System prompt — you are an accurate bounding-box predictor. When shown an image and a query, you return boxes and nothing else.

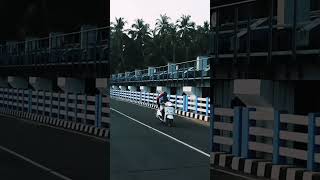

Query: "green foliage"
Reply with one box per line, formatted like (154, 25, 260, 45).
(110, 15, 209, 74)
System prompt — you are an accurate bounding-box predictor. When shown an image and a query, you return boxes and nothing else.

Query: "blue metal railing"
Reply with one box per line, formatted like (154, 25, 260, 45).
(111, 57, 210, 84)
(0, 26, 109, 66)
(213, 107, 320, 171)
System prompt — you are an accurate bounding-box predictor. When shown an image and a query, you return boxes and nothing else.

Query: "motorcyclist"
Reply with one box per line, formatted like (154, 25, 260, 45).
(156, 91, 168, 117)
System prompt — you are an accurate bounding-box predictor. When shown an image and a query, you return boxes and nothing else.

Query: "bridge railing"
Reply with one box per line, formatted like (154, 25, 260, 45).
(214, 107, 320, 171)
(0, 88, 109, 128)
(111, 89, 210, 117)
(111, 57, 210, 84)
(0, 27, 109, 66)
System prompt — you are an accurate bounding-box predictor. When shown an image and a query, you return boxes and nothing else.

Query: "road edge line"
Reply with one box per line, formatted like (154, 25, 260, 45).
(0, 145, 73, 180)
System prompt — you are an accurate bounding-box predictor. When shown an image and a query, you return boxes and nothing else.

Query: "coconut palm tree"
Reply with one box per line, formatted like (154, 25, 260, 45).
(177, 15, 196, 61)
(111, 17, 128, 72)
(129, 19, 151, 64)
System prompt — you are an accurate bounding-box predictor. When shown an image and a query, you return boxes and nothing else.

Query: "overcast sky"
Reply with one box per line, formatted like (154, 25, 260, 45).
(110, 0, 209, 28)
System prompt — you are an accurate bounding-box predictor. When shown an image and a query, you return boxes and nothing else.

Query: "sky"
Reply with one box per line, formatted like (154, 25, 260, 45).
(110, 0, 209, 28)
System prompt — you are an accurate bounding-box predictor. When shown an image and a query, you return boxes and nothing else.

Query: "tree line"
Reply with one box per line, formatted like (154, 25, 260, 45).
(110, 14, 210, 74)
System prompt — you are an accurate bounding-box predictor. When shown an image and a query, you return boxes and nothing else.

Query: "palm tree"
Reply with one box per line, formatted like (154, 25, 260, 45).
(168, 23, 178, 62)
(155, 14, 171, 36)
(194, 21, 210, 55)
(177, 15, 196, 61)
(129, 19, 151, 64)
(111, 17, 128, 72)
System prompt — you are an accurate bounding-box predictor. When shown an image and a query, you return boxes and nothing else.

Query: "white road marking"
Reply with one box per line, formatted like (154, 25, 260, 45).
(111, 108, 210, 157)
(112, 107, 261, 180)
(0, 145, 72, 180)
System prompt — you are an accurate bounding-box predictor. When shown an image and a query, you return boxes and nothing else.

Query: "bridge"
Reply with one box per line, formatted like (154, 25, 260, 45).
(210, 0, 320, 179)
(0, 25, 110, 179)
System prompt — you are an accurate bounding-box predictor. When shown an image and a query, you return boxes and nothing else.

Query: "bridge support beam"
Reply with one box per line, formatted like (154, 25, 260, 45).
(182, 86, 203, 97)
(29, 77, 53, 91)
(156, 86, 170, 93)
(120, 86, 128, 91)
(57, 77, 85, 94)
(8, 76, 28, 89)
(96, 78, 108, 94)
(128, 86, 137, 91)
(140, 86, 151, 93)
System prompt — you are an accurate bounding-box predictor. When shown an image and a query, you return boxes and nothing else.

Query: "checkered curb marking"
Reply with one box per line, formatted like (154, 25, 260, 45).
(112, 97, 210, 122)
(210, 152, 320, 180)
(0, 108, 109, 139)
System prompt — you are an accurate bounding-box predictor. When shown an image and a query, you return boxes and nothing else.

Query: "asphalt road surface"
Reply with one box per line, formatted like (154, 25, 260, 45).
(110, 99, 262, 180)
(0, 115, 109, 180)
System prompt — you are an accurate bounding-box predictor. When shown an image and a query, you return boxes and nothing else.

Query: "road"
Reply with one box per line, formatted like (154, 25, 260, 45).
(110, 99, 260, 180)
(0, 114, 109, 180)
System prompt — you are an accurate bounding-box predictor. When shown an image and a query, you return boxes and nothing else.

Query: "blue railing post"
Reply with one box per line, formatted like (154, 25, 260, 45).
(28, 89, 32, 113)
(36, 90, 39, 114)
(95, 94, 102, 128)
(183, 95, 187, 112)
(210, 98, 215, 152)
(74, 94, 78, 122)
(58, 92, 61, 119)
(50, 91, 53, 118)
(273, 110, 281, 164)
(175, 95, 177, 109)
(195, 96, 198, 114)
(308, 113, 319, 171)
(205, 97, 209, 116)
(232, 107, 242, 156)
(241, 107, 256, 158)
(185, 95, 189, 112)
(65, 93, 69, 121)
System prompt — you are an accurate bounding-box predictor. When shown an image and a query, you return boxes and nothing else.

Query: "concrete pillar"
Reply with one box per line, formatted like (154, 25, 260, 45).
(183, 86, 203, 97)
(8, 76, 28, 89)
(0, 77, 8, 88)
(156, 86, 170, 94)
(96, 78, 108, 94)
(57, 77, 85, 94)
(112, 85, 120, 90)
(120, 86, 128, 91)
(140, 86, 151, 93)
(29, 77, 53, 91)
(128, 86, 137, 91)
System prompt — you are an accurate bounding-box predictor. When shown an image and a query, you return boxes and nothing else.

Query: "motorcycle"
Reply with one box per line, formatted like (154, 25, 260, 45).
(156, 101, 175, 126)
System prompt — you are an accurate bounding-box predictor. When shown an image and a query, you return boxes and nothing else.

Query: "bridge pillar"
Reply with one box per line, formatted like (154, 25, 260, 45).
(0, 77, 9, 87)
(8, 76, 28, 89)
(156, 86, 170, 93)
(29, 77, 53, 91)
(128, 86, 137, 91)
(57, 77, 85, 94)
(120, 86, 128, 91)
(112, 85, 120, 90)
(96, 78, 108, 94)
(140, 86, 151, 93)
(182, 86, 203, 97)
